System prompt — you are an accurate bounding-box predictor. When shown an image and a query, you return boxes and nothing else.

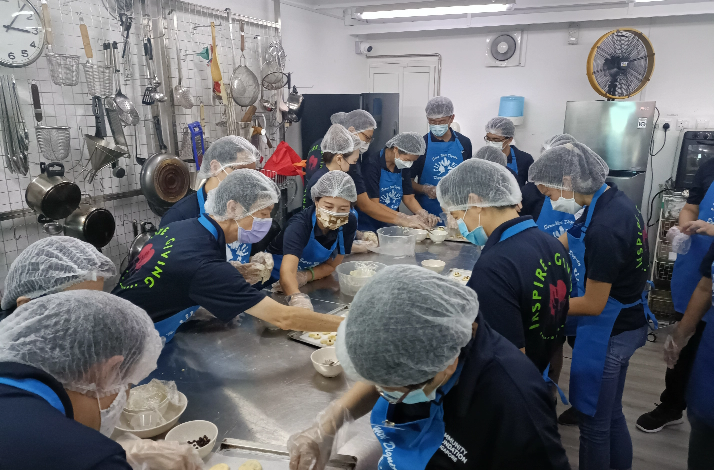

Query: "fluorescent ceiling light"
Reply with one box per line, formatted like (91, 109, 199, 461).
(359, 4, 512, 19)
(634, 0, 665, 2)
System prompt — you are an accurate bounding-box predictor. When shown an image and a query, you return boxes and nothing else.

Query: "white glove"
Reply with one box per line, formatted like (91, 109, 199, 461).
(288, 401, 353, 470)
(666, 226, 692, 255)
(272, 271, 313, 294)
(416, 209, 440, 228)
(395, 213, 429, 230)
(351, 239, 377, 254)
(288, 293, 313, 310)
(118, 435, 204, 470)
(421, 184, 438, 199)
(250, 252, 274, 283)
(230, 261, 264, 285)
(356, 230, 378, 244)
(664, 325, 694, 369)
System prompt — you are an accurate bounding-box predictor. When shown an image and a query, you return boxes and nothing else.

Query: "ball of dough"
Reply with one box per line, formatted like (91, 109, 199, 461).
(238, 460, 262, 470)
(209, 464, 231, 470)
(308, 333, 322, 339)
(324, 339, 335, 346)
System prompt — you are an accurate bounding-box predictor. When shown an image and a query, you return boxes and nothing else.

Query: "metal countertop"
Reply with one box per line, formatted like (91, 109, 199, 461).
(146, 239, 480, 469)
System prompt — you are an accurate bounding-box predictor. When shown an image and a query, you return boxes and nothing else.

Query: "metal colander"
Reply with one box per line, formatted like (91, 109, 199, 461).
(36, 126, 71, 161)
(83, 63, 114, 97)
(47, 53, 81, 86)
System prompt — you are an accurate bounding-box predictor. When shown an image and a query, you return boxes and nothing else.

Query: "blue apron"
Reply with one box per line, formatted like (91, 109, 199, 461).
(565, 184, 657, 417)
(153, 214, 217, 343)
(415, 132, 463, 218)
(507, 147, 517, 174)
(671, 183, 714, 316)
(536, 197, 575, 238)
(271, 210, 345, 279)
(198, 186, 252, 263)
(371, 361, 465, 470)
(358, 149, 405, 232)
(0, 377, 66, 415)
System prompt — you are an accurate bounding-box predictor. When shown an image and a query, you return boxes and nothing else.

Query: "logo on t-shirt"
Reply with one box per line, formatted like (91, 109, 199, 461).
(532, 253, 570, 340)
(135, 243, 155, 270)
(381, 186, 402, 208)
(308, 154, 319, 171)
(549, 280, 568, 318)
(439, 433, 468, 464)
(435, 155, 458, 176)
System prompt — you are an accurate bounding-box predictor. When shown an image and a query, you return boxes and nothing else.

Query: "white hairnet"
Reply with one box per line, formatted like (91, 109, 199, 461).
(474, 145, 507, 167)
(196, 136, 259, 179)
(336, 265, 477, 387)
(1, 236, 117, 310)
(425, 96, 454, 119)
(350, 133, 362, 149)
(341, 110, 377, 133)
(541, 134, 578, 155)
(437, 158, 522, 211)
(485, 117, 516, 138)
(311, 171, 357, 203)
(0, 290, 162, 398)
(330, 112, 348, 126)
(320, 124, 355, 155)
(386, 132, 426, 156)
(529, 142, 609, 194)
(204, 169, 279, 221)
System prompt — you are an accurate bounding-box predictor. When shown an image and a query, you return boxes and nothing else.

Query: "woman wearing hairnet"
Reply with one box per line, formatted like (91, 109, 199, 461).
(484, 117, 533, 187)
(267, 171, 359, 310)
(0, 291, 203, 470)
(529, 142, 657, 470)
(0, 236, 116, 314)
(357, 132, 440, 231)
(113, 170, 343, 342)
(287, 265, 570, 470)
(437, 159, 570, 380)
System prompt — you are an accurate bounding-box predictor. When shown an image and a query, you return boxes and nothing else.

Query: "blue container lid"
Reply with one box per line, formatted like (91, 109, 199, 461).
(498, 96, 524, 117)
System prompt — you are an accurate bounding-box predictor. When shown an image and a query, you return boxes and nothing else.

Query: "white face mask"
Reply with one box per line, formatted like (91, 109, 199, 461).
(359, 141, 370, 153)
(99, 385, 127, 437)
(487, 140, 506, 151)
(394, 158, 413, 170)
(551, 190, 582, 214)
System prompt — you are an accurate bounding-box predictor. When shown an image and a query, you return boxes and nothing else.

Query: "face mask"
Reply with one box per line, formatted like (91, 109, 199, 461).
(551, 191, 582, 214)
(317, 206, 350, 230)
(378, 385, 437, 405)
(430, 124, 449, 137)
(394, 158, 413, 170)
(457, 210, 488, 246)
(487, 140, 505, 150)
(337, 157, 350, 172)
(359, 141, 370, 153)
(237, 216, 273, 244)
(99, 385, 127, 437)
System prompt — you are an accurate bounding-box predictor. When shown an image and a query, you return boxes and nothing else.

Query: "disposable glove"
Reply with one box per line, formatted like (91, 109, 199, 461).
(118, 435, 204, 470)
(230, 261, 264, 285)
(288, 401, 353, 470)
(664, 325, 695, 369)
(395, 213, 429, 230)
(421, 184, 437, 199)
(288, 293, 313, 310)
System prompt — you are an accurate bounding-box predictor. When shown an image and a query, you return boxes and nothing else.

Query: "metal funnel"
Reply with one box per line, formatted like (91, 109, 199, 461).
(84, 134, 128, 183)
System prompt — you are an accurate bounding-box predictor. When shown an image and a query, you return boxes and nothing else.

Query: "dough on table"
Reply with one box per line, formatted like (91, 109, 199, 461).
(209, 464, 231, 470)
(238, 460, 262, 470)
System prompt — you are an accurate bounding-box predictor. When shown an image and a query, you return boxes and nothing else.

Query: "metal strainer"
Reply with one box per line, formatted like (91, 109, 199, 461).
(36, 126, 71, 161)
(42, 0, 80, 86)
(110, 41, 139, 126)
(261, 39, 288, 90)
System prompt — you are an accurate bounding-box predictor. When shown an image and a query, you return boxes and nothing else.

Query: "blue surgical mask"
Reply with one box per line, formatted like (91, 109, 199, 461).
(430, 124, 449, 137)
(457, 210, 488, 246)
(378, 386, 437, 405)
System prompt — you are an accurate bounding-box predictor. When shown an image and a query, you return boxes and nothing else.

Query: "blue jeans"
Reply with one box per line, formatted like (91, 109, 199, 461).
(578, 325, 648, 470)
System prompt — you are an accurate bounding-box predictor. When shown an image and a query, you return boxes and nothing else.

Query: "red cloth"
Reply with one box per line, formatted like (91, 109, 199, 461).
(263, 141, 306, 181)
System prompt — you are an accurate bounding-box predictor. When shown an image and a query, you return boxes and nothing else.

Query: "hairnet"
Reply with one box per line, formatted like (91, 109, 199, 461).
(474, 145, 507, 167)
(485, 117, 516, 138)
(540, 133, 578, 154)
(437, 158, 521, 210)
(0, 290, 162, 398)
(336, 265, 477, 387)
(1, 236, 117, 310)
(350, 133, 362, 150)
(311, 171, 357, 203)
(529, 142, 609, 194)
(330, 112, 348, 126)
(425, 96, 454, 119)
(386, 132, 426, 156)
(341, 110, 377, 133)
(320, 124, 355, 155)
(204, 169, 279, 220)
(196, 136, 259, 179)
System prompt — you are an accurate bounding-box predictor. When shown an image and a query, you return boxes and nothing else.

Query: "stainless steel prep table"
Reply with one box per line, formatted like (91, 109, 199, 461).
(146, 240, 480, 469)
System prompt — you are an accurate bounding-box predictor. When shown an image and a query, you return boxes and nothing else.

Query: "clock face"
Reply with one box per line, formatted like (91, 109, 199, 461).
(0, 0, 45, 68)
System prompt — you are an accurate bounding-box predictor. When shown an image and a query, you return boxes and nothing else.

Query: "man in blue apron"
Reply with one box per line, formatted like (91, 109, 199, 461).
(530, 142, 657, 470)
(268, 172, 359, 311)
(637, 157, 714, 433)
(437, 159, 571, 382)
(358, 132, 439, 232)
(0, 236, 116, 314)
(484, 117, 533, 188)
(0, 290, 180, 470)
(411, 97, 472, 220)
(287, 265, 570, 470)
(113, 170, 343, 342)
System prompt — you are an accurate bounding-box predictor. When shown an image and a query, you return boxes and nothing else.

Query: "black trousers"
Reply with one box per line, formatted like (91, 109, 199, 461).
(660, 320, 708, 411)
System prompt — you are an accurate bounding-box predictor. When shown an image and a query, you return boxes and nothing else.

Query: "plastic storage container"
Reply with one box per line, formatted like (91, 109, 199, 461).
(335, 261, 386, 296)
(377, 226, 417, 257)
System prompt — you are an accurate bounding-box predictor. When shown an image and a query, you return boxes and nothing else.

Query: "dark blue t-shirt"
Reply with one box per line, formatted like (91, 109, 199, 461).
(363, 149, 414, 200)
(509, 145, 535, 188)
(303, 167, 329, 208)
(304, 138, 367, 195)
(410, 130, 473, 182)
(0, 362, 132, 470)
(267, 205, 357, 259)
(159, 187, 203, 227)
(520, 182, 546, 221)
(112, 217, 265, 322)
(467, 216, 571, 372)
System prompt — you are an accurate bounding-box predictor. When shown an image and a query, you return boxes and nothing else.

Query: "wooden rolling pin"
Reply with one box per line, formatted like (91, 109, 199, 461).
(240, 105, 257, 123)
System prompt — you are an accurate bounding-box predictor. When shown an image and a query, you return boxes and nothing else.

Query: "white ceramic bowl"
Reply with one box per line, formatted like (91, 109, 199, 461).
(421, 259, 446, 273)
(165, 420, 218, 459)
(115, 392, 188, 439)
(411, 229, 428, 242)
(311, 347, 343, 378)
(429, 229, 448, 244)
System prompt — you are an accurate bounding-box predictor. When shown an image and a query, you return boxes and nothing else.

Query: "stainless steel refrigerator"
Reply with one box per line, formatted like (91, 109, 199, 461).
(564, 100, 656, 209)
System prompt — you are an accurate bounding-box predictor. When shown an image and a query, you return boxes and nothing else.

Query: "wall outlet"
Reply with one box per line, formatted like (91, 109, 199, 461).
(697, 118, 710, 129)
(660, 117, 674, 130)
(677, 119, 690, 131)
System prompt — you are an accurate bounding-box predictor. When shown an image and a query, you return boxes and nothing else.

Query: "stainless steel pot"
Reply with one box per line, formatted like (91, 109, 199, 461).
(285, 85, 304, 123)
(64, 204, 115, 248)
(25, 162, 81, 220)
(128, 220, 156, 264)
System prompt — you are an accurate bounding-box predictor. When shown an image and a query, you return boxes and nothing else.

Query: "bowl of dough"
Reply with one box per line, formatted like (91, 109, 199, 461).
(335, 261, 386, 296)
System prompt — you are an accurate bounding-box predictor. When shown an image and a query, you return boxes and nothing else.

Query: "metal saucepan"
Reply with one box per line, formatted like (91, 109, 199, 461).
(64, 204, 116, 248)
(26, 162, 81, 220)
(129, 220, 156, 263)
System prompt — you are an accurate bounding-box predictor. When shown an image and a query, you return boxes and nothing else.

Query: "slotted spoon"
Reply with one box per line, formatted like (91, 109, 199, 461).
(172, 12, 193, 109)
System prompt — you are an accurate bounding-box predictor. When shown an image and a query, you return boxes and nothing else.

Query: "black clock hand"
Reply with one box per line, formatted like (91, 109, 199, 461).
(3, 24, 32, 33)
(4, 3, 27, 32)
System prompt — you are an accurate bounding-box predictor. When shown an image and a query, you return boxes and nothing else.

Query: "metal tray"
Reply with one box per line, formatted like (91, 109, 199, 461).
(287, 304, 349, 348)
(445, 235, 469, 243)
(205, 438, 356, 469)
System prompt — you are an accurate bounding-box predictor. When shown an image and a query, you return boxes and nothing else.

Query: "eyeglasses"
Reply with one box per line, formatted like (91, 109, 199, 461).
(359, 132, 373, 143)
(484, 136, 510, 143)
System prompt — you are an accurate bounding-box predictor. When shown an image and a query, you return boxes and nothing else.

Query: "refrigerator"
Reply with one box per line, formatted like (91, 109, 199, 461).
(564, 101, 656, 209)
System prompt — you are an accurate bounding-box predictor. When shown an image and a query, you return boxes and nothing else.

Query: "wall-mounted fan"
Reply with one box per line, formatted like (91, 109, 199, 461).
(485, 31, 526, 67)
(587, 28, 655, 100)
